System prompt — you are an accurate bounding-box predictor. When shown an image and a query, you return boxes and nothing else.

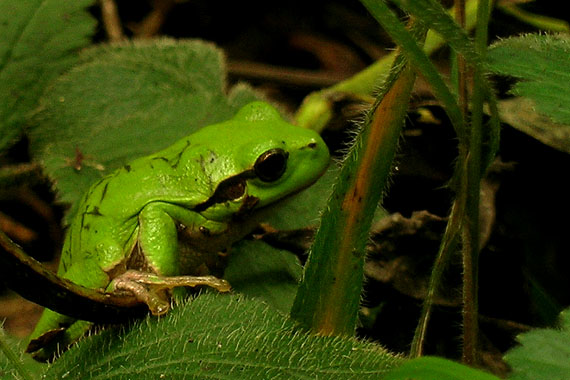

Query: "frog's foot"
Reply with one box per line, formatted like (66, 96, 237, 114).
(110, 270, 231, 316)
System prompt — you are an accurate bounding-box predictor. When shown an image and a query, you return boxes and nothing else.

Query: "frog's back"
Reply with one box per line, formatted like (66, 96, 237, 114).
(59, 138, 211, 274)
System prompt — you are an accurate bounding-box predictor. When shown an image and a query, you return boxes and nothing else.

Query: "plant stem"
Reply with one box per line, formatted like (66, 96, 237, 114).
(291, 12, 426, 335)
(291, 56, 417, 336)
(295, 0, 482, 132)
(410, 196, 462, 357)
(0, 163, 42, 189)
(99, 0, 125, 41)
(462, 0, 491, 365)
(455, 0, 469, 119)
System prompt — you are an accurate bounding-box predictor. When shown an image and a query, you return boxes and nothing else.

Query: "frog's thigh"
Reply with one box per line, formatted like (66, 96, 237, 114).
(29, 259, 108, 344)
(138, 202, 206, 276)
(60, 256, 111, 289)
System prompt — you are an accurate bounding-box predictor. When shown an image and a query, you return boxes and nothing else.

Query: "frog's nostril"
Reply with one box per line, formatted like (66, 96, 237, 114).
(307, 142, 317, 149)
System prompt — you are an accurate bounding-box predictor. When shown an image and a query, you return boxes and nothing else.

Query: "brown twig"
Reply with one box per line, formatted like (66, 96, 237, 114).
(132, 0, 177, 39)
(100, 0, 125, 42)
(227, 60, 348, 88)
(0, 211, 38, 243)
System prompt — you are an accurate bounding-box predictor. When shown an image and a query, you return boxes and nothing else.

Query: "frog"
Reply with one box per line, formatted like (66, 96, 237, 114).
(26, 101, 330, 360)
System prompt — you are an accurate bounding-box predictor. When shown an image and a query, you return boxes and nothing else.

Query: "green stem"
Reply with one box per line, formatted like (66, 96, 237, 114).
(462, 0, 491, 365)
(295, 0, 482, 132)
(291, 57, 417, 336)
(410, 196, 462, 356)
(291, 12, 426, 335)
(497, 3, 570, 32)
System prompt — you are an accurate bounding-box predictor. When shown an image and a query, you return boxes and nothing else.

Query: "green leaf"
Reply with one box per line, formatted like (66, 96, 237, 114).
(498, 97, 570, 154)
(0, 0, 96, 151)
(488, 34, 570, 126)
(225, 240, 302, 313)
(383, 356, 500, 380)
(505, 308, 570, 380)
(0, 329, 47, 380)
(256, 165, 339, 230)
(29, 39, 260, 214)
(45, 293, 402, 380)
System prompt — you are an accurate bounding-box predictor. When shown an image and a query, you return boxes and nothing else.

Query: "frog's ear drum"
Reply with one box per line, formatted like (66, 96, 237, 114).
(254, 148, 289, 182)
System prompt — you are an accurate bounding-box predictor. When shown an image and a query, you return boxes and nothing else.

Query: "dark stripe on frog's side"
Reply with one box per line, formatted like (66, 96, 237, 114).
(100, 182, 110, 203)
(193, 169, 257, 213)
(78, 206, 103, 240)
(148, 141, 191, 170)
(150, 156, 168, 170)
(169, 140, 191, 169)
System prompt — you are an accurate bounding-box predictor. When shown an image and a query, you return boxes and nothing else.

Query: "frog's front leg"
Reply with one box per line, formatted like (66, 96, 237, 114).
(110, 202, 231, 314)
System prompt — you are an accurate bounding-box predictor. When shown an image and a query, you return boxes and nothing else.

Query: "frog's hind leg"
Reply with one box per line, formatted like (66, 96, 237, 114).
(27, 259, 110, 360)
(27, 316, 92, 362)
(110, 269, 231, 315)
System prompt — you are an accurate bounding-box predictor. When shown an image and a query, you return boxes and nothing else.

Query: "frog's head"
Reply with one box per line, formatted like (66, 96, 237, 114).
(194, 101, 329, 221)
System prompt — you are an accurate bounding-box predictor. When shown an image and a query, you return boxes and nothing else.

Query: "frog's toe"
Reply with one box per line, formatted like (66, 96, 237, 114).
(110, 273, 171, 316)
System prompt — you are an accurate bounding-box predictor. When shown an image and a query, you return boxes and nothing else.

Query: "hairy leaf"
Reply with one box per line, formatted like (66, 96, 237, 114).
(505, 308, 570, 380)
(488, 34, 570, 125)
(0, 329, 46, 380)
(384, 356, 500, 380)
(45, 294, 402, 379)
(29, 39, 259, 214)
(0, 0, 96, 150)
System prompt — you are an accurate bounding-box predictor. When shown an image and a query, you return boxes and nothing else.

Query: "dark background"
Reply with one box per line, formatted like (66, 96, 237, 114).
(1, 1, 568, 376)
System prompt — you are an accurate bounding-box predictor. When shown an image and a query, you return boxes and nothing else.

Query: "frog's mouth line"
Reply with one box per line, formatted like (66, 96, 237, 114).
(193, 170, 256, 213)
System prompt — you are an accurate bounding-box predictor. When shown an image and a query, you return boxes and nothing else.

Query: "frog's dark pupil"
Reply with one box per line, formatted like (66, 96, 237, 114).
(254, 148, 288, 182)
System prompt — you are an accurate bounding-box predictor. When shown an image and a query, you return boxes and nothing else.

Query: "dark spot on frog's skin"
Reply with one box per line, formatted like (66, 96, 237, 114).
(300, 142, 318, 150)
(124, 164, 132, 172)
(85, 206, 103, 216)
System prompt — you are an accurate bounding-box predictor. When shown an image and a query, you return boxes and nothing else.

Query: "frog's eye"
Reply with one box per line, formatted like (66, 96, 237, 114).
(254, 148, 288, 182)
